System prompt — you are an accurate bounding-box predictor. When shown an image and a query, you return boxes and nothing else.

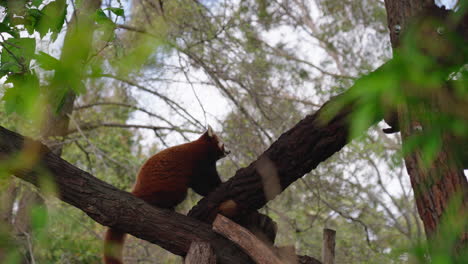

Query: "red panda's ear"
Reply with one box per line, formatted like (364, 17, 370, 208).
(207, 125, 214, 138)
(199, 126, 214, 141)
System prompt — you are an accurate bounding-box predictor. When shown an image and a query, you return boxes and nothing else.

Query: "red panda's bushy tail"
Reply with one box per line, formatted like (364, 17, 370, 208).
(103, 228, 126, 264)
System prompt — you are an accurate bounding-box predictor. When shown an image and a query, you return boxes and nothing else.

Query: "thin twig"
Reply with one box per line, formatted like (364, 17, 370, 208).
(67, 122, 201, 135)
(178, 53, 208, 127)
(75, 101, 193, 141)
(97, 73, 205, 129)
(301, 178, 380, 253)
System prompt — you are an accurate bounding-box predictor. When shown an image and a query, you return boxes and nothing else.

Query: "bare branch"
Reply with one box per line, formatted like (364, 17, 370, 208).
(301, 179, 380, 253)
(96, 74, 205, 129)
(75, 101, 193, 141)
(67, 123, 201, 135)
(182, 51, 274, 143)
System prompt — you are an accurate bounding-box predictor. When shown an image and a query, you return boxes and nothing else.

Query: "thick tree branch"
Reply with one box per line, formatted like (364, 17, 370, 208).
(1, 59, 407, 263)
(188, 4, 468, 229)
(384, 0, 468, 243)
(188, 82, 361, 221)
(0, 126, 252, 264)
(1, 62, 387, 263)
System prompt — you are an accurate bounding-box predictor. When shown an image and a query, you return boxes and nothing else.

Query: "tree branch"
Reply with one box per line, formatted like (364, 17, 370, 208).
(187, 89, 358, 221)
(5, 56, 440, 263)
(66, 123, 201, 135)
(0, 126, 252, 264)
(75, 101, 194, 141)
(97, 74, 205, 129)
(186, 61, 395, 222)
(1, 61, 400, 264)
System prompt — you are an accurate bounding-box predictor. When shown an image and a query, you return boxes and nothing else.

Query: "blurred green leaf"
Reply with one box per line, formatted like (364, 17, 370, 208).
(106, 7, 124, 17)
(34, 51, 60, 70)
(24, 8, 43, 35)
(350, 101, 380, 139)
(32, 0, 44, 7)
(36, 0, 67, 39)
(0, 37, 36, 75)
(0, 22, 19, 38)
(2, 73, 40, 116)
(31, 205, 48, 230)
(95, 9, 114, 25)
(408, 195, 468, 263)
(420, 131, 441, 166)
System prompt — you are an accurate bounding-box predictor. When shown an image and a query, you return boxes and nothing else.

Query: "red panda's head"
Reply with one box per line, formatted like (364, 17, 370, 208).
(199, 125, 230, 160)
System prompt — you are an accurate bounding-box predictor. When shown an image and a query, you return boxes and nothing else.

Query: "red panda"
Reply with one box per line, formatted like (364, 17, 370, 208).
(103, 126, 229, 264)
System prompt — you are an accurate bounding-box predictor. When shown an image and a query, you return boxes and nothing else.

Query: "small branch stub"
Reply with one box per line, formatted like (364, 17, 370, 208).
(322, 228, 336, 264)
(212, 214, 284, 264)
(185, 241, 216, 264)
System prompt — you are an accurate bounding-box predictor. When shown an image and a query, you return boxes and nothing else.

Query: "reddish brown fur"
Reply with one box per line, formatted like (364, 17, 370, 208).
(103, 130, 226, 264)
(103, 229, 126, 264)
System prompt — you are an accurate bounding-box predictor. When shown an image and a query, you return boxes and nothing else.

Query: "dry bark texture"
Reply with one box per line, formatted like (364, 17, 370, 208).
(188, 96, 353, 221)
(185, 242, 216, 264)
(321, 229, 336, 264)
(384, 0, 468, 241)
(213, 215, 283, 264)
(0, 126, 252, 264)
(0, 125, 327, 263)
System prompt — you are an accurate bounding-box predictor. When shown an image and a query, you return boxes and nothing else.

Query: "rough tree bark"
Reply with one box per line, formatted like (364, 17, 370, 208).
(384, 0, 468, 246)
(0, 126, 253, 264)
(322, 229, 336, 264)
(1, 121, 332, 263)
(185, 242, 216, 264)
(188, 91, 355, 221)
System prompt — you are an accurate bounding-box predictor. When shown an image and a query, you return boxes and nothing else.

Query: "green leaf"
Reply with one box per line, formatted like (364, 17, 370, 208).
(31, 205, 48, 230)
(106, 7, 124, 17)
(89, 60, 103, 77)
(32, 0, 44, 7)
(3, 87, 21, 115)
(0, 22, 10, 32)
(350, 101, 379, 139)
(24, 8, 43, 35)
(34, 51, 60, 70)
(95, 9, 114, 25)
(420, 132, 442, 167)
(36, 0, 67, 39)
(0, 38, 36, 75)
(298, 69, 309, 80)
(0, 22, 19, 38)
(2, 73, 40, 116)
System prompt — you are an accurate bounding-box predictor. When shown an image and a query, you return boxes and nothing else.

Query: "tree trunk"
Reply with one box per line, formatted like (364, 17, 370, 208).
(384, 0, 468, 246)
(41, 0, 102, 156)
